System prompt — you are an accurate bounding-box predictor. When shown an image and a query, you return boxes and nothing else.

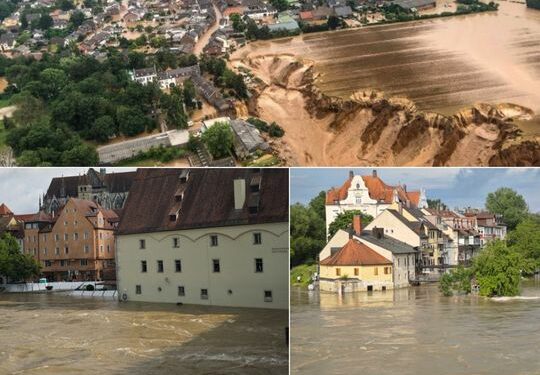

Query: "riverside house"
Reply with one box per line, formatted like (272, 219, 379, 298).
(37, 198, 119, 282)
(115, 168, 289, 309)
(325, 170, 427, 238)
(319, 215, 417, 293)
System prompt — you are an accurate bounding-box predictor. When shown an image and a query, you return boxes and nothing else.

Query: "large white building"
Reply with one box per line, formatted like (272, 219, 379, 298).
(116, 168, 289, 309)
(325, 170, 427, 238)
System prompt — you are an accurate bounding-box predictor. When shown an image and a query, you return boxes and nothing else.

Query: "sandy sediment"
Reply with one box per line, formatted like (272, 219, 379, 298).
(232, 54, 540, 166)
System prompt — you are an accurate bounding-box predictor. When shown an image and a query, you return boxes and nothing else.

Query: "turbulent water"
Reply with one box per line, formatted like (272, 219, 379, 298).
(240, 1, 540, 117)
(291, 280, 540, 375)
(0, 293, 288, 374)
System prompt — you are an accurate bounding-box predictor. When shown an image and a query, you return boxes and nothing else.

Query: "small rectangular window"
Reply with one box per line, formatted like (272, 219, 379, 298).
(253, 232, 262, 245)
(139, 239, 146, 249)
(64, 233, 68, 240)
(255, 258, 263, 273)
(210, 235, 218, 247)
(201, 289, 208, 299)
(173, 237, 180, 248)
(264, 290, 273, 302)
(80, 259, 88, 266)
(157, 260, 164, 273)
(64, 246, 69, 254)
(178, 286, 185, 296)
(354, 268, 359, 276)
(136, 285, 142, 294)
(73, 233, 78, 240)
(175, 259, 182, 272)
(141, 260, 147, 273)
(45, 260, 52, 267)
(213, 259, 220, 273)
(55, 247, 59, 255)
(336, 268, 341, 276)
(374, 267, 379, 276)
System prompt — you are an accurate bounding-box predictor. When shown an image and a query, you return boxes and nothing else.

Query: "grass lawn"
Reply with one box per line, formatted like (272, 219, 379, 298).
(290, 264, 317, 287)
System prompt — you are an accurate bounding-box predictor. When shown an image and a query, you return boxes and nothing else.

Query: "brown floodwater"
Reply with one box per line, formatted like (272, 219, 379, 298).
(291, 280, 540, 375)
(240, 1, 540, 117)
(0, 293, 288, 374)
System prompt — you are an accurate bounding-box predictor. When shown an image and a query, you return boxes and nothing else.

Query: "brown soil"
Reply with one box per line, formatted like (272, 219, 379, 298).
(231, 54, 540, 166)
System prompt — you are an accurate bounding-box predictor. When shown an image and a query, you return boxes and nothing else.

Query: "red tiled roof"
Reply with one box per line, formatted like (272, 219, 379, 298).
(118, 169, 289, 235)
(325, 177, 352, 204)
(326, 173, 421, 206)
(0, 203, 13, 216)
(14, 211, 52, 223)
(299, 11, 314, 20)
(224, 6, 246, 16)
(320, 239, 392, 266)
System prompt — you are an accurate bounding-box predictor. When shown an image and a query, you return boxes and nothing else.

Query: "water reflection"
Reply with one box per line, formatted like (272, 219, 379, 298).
(291, 281, 540, 375)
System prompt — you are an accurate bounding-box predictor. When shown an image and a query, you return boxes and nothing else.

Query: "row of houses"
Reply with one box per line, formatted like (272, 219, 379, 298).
(319, 171, 506, 293)
(130, 64, 234, 111)
(0, 168, 289, 310)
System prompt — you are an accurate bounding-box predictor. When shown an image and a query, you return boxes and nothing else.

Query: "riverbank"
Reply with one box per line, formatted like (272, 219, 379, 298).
(230, 2, 540, 166)
(0, 293, 288, 374)
(291, 280, 540, 374)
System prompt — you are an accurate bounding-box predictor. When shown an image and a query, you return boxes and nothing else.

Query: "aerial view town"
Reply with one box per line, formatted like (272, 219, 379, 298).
(0, 0, 537, 167)
(0, 167, 289, 374)
(290, 168, 540, 374)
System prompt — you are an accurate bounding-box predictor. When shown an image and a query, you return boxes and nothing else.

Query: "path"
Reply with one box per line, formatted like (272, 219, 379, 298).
(193, 3, 222, 56)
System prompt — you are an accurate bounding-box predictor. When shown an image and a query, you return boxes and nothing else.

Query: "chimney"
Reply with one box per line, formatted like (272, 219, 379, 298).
(234, 179, 246, 210)
(349, 170, 354, 179)
(353, 214, 362, 236)
(372, 169, 377, 178)
(403, 184, 407, 192)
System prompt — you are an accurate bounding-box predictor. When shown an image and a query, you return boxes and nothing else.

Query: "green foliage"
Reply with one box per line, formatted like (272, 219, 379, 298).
(439, 266, 474, 296)
(486, 187, 528, 230)
(270, 0, 289, 11)
(115, 145, 187, 165)
(473, 240, 524, 297)
(70, 10, 85, 27)
(328, 210, 373, 239)
(507, 217, 540, 273)
(327, 15, 341, 30)
(201, 122, 233, 159)
(56, 0, 74, 10)
(527, 0, 540, 9)
(290, 192, 327, 266)
(0, 233, 41, 282)
(246, 117, 285, 137)
(290, 264, 317, 286)
(0, 0, 17, 21)
(427, 198, 448, 211)
(230, 13, 246, 32)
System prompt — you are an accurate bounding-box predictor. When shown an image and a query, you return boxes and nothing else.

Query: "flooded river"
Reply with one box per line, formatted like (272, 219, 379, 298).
(291, 280, 540, 375)
(0, 293, 288, 374)
(238, 1, 540, 117)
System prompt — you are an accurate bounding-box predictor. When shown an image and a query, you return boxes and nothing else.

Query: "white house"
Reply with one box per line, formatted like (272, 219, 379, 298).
(325, 170, 427, 238)
(116, 168, 289, 309)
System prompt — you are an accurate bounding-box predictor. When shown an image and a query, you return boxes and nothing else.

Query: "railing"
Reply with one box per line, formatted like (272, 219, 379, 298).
(1, 281, 97, 293)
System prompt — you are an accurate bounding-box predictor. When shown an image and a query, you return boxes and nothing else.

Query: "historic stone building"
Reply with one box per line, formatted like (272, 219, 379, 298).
(41, 168, 136, 215)
(116, 168, 289, 309)
(325, 170, 427, 238)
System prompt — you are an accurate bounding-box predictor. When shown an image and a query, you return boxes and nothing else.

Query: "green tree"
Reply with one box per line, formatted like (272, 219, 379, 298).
(328, 210, 373, 239)
(270, 0, 288, 11)
(182, 79, 196, 108)
(507, 217, 540, 270)
(327, 15, 341, 30)
(427, 198, 448, 210)
(290, 203, 326, 266)
(91, 115, 116, 142)
(474, 240, 524, 297)
(70, 10, 86, 27)
(60, 143, 99, 166)
(486, 187, 528, 230)
(117, 106, 148, 137)
(38, 14, 54, 30)
(201, 122, 233, 159)
(0, 234, 41, 282)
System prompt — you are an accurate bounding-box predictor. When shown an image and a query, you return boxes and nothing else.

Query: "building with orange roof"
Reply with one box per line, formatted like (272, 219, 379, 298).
(319, 214, 417, 292)
(325, 170, 427, 238)
(34, 198, 119, 282)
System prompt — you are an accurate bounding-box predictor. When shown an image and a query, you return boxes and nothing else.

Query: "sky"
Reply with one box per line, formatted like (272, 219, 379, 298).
(0, 168, 135, 214)
(290, 168, 540, 212)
